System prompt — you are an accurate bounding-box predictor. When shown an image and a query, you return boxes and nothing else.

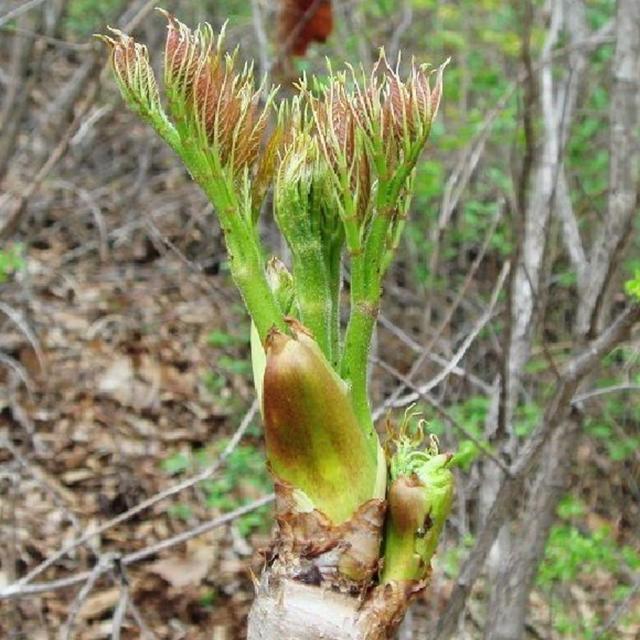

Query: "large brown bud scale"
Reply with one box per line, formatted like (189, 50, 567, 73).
(263, 319, 377, 524)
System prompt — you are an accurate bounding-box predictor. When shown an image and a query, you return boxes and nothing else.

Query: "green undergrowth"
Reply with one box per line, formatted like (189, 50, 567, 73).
(0, 244, 25, 284)
(161, 436, 272, 537)
(538, 494, 640, 638)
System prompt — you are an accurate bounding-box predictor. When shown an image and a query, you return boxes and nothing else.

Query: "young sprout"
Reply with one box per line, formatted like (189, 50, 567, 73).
(382, 409, 454, 582)
(100, 13, 450, 555)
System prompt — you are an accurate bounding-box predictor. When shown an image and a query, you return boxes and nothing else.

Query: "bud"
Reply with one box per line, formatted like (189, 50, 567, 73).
(338, 53, 447, 181)
(383, 57, 449, 145)
(385, 64, 411, 139)
(266, 257, 295, 313)
(347, 58, 385, 143)
(313, 78, 355, 166)
(382, 414, 454, 582)
(97, 29, 163, 120)
(251, 123, 286, 221)
(411, 59, 447, 127)
(262, 319, 379, 524)
(312, 78, 372, 225)
(273, 127, 341, 358)
(274, 123, 334, 252)
(160, 8, 205, 101)
(159, 10, 271, 175)
(251, 258, 295, 411)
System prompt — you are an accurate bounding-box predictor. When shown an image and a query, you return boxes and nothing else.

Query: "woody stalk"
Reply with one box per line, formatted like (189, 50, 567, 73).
(100, 13, 452, 639)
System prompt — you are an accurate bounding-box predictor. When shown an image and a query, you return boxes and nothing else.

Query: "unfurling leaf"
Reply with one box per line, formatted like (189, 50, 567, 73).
(159, 10, 271, 177)
(97, 29, 165, 122)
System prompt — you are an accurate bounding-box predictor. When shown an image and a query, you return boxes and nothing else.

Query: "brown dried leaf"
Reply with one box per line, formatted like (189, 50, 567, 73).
(78, 587, 120, 619)
(148, 538, 217, 588)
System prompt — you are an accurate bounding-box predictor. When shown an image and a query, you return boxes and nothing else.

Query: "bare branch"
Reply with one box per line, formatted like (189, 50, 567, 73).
(61, 553, 119, 640)
(0, 302, 46, 375)
(250, 0, 270, 79)
(377, 262, 509, 415)
(435, 304, 640, 639)
(0, 492, 273, 600)
(111, 584, 130, 640)
(594, 572, 640, 638)
(373, 356, 512, 476)
(576, 0, 640, 336)
(573, 383, 640, 404)
(376, 315, 493, 397)
(0, 0, 47, 29)
(381, 203, 504, 413)
(555, 170, 588, 285)
(387, 0, 413, 61)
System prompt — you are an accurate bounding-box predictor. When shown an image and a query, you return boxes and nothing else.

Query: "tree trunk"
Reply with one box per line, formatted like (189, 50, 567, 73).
(482, 0, 640, 636)
(483, 418, 580, 639)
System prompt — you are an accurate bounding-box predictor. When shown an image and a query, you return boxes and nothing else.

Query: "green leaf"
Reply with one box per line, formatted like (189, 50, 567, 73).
(207, 330, 243, 348)
(161, 451, 190, 475)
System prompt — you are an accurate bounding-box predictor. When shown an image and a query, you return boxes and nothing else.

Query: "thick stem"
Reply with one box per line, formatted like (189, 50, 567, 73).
(247, 579, 373, 640)
(483, 418, 580, 640)
(340, 174, 402, 445)
(382, 523, 419, 583)
(248, 571, 424, 640)
(198, 176, 286, 341)
(291, 241, 333, 361)
(341, 297, 378, 448)
(327, 243, 343, 367)
(222, 213, 287, 341)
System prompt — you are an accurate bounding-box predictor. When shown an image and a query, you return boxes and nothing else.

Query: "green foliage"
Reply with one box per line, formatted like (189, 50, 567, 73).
(0, 244, 24, 283)
(66, 0, 125, 34)
(420, 391, 546, 465)
(162, 451, 190, 475)
(538, 494, 640, 637)
(449, 440, 480, 472)
(207, 329, 246, 348)
(198, 588, 218, 608)
(429, 395, 489, 436)
(425, 395, 491, 463)
(441, 533, 475, 578)
(167, 503, 193, 521)
(217, 355, 252, 377)
(586, 417, 640, 462)
(161, 440, 272, 536)
(203, 326, 252, 408)
(541, 524, 616, 585)
(401, 0, 520, 290)
(624, 268, 640, 301)
(514, 402, 541, 437)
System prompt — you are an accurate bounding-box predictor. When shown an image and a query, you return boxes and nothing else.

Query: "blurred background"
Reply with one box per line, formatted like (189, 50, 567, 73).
(1, 0, 638, 638)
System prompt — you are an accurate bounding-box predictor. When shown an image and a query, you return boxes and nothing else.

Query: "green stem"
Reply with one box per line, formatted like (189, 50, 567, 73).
(326, 244, 342, 367)
(340, 242, 379, 451)
(225, 212, 287, 341)
(341, 297, 378, 449)
(340, 174, 396, 448)
(198, 179, 285, 342)
(291, 241, 333, 361)
(159, 123, 286, 342)
(381, 523, 420, 583)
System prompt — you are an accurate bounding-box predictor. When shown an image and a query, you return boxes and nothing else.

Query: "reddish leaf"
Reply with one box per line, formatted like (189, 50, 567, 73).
(279, 0, 333, 57)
